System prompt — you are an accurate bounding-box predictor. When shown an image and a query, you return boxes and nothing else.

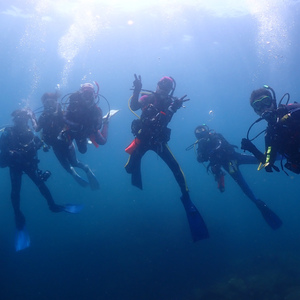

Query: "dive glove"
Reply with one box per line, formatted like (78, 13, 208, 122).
(133, 74, 142, 92)
(169, 95, 189, 113)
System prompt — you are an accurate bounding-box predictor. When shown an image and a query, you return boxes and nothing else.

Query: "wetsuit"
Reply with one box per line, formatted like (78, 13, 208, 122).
(197, 132, 258, 200)
(199, 131, 282, 230)
(64, 92, 108, 154)
(264, 103, 300, 173)
(125, 92, 188, 194)
(36, 103, 98, 189)
(0, 125, 62, 230)
(125, 89, 209, 241)
(243, 103, 300, 173)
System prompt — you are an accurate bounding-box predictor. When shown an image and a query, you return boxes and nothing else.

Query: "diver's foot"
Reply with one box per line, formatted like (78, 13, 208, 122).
(15, 211, 26, 230)
(15, 226, 30, 252)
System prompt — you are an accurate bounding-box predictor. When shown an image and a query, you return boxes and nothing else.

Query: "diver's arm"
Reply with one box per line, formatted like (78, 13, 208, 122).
(196, 145, 208, 163)
(164, 95, 189, 124)
(96, 121, 108, 145)
(130, 74, 142, 111)
(241, 138, 265, 163)
(91, 107, 107, 145)
(130, 92, 142, 111)
(248, 146, 265, 163)
(35, 115, 44, 132)
(92, 124, 108, 146)
(0, 129, 9, 154)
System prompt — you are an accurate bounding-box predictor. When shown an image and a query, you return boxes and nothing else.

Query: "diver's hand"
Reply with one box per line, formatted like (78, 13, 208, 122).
(169, 95, 190, 113)
(133, 74, 142, 92)
(178, 95, 190, 103)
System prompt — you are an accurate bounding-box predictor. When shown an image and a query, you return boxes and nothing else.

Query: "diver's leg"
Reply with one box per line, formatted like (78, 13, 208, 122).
(10, 167, 25, 230)
(227, 166, 282, 229)
(75, 137, 87, 154)
(25, 166, 61, 211)
(67, 142, 99, 190)
(225, 165, 257, 201)
(53, 142, 89, 188)
(26, 166, 83, 213)
(235, 153, 259, 165)
(52, 141, 89, 187)
(156, 143, 188, 195)
(10, 167, 31, 251)
(156, 144, 209, 240)
(125, 143, 148, 190)
(53, 143, 74, 173)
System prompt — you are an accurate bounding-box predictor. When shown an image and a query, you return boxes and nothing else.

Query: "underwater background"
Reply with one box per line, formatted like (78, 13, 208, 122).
(1, 1, 300, 299)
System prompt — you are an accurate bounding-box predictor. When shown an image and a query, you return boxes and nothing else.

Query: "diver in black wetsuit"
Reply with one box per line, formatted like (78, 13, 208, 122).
(63, 83, 108, 154)
(0, 109, 83, 251)
(125, 74, 209, 241)
(193, 125, 282, 229)
(242, 86, 300, 175)
(35, 92, 99, 190)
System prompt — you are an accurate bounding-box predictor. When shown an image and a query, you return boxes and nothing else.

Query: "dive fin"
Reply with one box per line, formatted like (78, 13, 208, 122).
(74, 175, 89, 188)
(181, 194, 209, 241)
(254, 199, 282, 230)
(131, 171, 143, 190)
(15, 227, 30, 252)
(87, 170, 100, 190)
(70, 167, 89, 187)
(63, 204, 84, 213)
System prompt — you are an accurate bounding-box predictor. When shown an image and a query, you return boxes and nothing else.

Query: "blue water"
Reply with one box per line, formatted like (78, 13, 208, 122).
(1, 1, 300, 299)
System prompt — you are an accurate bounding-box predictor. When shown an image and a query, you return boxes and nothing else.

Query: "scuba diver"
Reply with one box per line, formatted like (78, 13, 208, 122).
(242, 85, 300, 175)
(125, 74, 209, 241)
(35, 92, 99, 190)
(62, 82, 108, 154)
(191, 125, 282, 230)
(0, 109, 83, 251)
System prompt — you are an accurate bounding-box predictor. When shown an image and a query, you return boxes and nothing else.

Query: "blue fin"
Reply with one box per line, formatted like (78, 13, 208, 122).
(181, 194, 209, 241)
(63, 204, 84, 214)
(15, 227, 30, 252)
(254, 199, 282, 230)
